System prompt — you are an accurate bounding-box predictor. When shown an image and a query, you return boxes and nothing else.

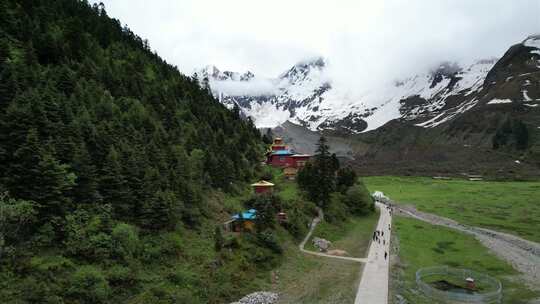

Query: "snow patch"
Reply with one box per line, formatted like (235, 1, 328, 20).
(524, 35, 540, 49)
(244, 102, 290, 128)
(522, 90, 532, 101)
(487, 99, 512, 105)
(524, 103, 538, 107)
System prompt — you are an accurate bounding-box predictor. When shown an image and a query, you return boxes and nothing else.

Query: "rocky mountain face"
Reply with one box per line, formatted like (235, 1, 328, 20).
(198, 35, 539, 137)
(351, 35, 540, 177)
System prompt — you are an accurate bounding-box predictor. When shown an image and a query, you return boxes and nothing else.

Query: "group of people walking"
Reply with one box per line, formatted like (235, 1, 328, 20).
(372, 204, 393, 261)
(372, 229, 389, 260)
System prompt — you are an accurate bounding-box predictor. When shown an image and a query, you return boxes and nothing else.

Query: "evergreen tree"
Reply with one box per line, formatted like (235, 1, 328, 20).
(313, 136, 336, 207)
(99, 147, 129, 218)
(214, 226, 224, 251)
(71, 143, 100, 204)
(336, 166, 357, 193)
(9, 130, 75, 219)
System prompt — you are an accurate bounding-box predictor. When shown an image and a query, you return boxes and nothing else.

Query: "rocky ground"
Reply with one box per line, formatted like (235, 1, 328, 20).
(230, 292, 279, 304)
(271, 121, 354, 158)
(394, 204, 540, 291)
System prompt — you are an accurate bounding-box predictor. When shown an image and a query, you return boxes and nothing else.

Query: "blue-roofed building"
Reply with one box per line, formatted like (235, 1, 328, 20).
(232, 209, 257, 220)
(225, 209, 257, 232)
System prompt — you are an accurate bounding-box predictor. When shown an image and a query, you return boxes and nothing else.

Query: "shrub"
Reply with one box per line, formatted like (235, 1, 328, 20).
(67, 265, 110, 304)
(64, 208, 113, 260)
(343, 181, 374, 215)
(256, 229, 282, 254)
(106, 265, 137, 286)
(258, 165, 274, 182)
(130, 284, 203, 304)
(325, 193, 348, 223)
(111, 222, 139, 260)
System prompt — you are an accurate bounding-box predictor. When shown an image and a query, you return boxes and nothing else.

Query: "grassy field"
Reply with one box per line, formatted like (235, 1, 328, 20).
(391, 216, 539, 304)
(364, 176, 540, 242)
(266, 170, 378, 303)
(305, 211, 379, 257)
(275, 239, 362, 304)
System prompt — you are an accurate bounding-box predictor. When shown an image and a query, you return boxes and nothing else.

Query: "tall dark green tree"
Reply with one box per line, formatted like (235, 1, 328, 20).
(99, 147, 129, 218)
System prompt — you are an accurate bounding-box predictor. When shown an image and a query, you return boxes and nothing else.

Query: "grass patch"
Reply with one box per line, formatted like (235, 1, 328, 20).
(391, 216, 539, 304)
(275, 239, 361, 304)
(364, 176, 540, 242)
(305, 211, 379, 257)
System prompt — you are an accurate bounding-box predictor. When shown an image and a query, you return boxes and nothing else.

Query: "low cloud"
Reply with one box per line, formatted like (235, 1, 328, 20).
(99, 0, 540, 91)
(210, 78, 279, 96)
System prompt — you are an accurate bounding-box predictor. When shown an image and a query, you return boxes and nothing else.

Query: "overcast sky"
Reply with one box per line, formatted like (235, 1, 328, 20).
(98, 0, 540, 83)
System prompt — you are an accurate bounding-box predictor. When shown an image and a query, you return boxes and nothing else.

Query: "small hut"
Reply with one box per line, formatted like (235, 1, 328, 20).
(251, 180, 275, 194)
(228, 209, 257, 232)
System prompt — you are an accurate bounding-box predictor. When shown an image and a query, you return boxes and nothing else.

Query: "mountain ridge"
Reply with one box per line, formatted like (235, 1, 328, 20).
(197, 35, 539, 135)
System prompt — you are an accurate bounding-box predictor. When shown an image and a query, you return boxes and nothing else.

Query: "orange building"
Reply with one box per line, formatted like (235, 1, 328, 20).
(251, 180, 275, 194)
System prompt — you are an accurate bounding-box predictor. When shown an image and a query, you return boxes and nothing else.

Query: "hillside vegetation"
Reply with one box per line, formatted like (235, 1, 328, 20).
(0, 1, 269, 302)
(0, 2, 379, 303)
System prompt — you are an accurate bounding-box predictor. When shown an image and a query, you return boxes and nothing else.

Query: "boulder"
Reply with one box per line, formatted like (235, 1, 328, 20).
(312, 237, 332, 252)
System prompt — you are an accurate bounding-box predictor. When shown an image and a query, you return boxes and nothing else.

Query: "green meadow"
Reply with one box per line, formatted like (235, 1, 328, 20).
(364, 176, 540, 242)
(391, 216, 539, 303)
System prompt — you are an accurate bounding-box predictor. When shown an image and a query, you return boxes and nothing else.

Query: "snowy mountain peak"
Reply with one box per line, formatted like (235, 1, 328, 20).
(195, 65, 255, 82)
(279, 57, 326, 83)
(523, 34, 540, 49)
(198, 36, 540, 134)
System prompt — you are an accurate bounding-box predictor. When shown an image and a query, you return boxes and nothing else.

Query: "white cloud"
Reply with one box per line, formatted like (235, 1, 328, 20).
(98, 0, 540, 87)
(211, 78, 278, 96)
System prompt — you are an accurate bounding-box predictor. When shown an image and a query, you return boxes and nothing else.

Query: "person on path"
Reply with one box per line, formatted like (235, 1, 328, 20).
(384, 252, 388, 260)
(381, 231, 384, 237)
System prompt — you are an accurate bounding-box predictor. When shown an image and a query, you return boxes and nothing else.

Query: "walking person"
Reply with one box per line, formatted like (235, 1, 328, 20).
(384, 251, 388, 260)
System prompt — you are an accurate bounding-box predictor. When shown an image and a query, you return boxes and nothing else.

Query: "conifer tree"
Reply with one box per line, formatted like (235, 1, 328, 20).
(99, 147, 129, 218)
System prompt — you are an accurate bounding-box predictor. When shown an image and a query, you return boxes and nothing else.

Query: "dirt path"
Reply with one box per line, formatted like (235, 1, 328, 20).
(354, 202, 392, 304)
(393, 203, 540, 291)
(299, 207, 366, 263)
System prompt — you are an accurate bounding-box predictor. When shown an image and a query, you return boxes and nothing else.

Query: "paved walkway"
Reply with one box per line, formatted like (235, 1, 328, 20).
(354, 202, 392, 304)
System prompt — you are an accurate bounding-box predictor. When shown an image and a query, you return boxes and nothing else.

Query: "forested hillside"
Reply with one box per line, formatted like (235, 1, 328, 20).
(0, 0, 265, 302)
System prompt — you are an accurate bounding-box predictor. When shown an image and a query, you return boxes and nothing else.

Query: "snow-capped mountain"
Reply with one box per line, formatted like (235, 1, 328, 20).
(197, 35, 540, 134)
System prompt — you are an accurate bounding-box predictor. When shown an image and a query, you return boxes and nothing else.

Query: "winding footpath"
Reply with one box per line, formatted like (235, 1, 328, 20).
(299, 207, 367, 263)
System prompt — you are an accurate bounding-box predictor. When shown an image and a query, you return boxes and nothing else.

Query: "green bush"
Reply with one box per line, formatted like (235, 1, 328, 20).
(141, 233, 183, 263)
(112, 223, 140, 260)
(67, 265, 110, 303)
(129, 284, 203, 304)
(106, 265, 137, 286)
(325, 193, 348, 223)
(343, 181, 374, 215)
(64, 209, 113, 260)
(256, 229, 282, 254)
